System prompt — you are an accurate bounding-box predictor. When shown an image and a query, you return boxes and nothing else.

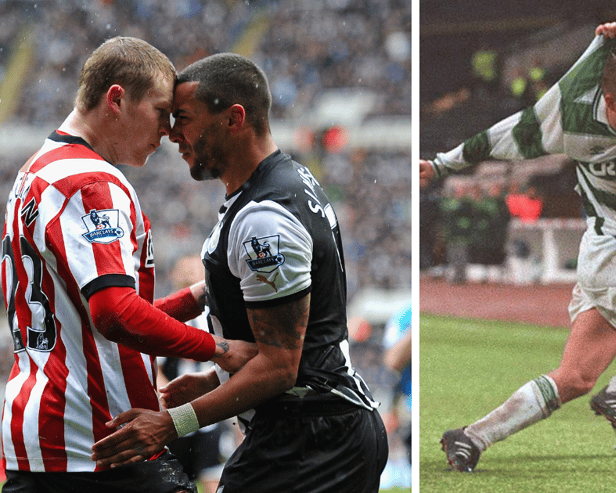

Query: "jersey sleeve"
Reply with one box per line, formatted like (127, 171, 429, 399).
(433, 87, 563, 176)
(432, 35, 610, 176)
(56, 180, 140, 298)
(227, 199, 313, 306)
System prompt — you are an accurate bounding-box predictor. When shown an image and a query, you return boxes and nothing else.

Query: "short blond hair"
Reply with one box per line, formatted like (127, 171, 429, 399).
(75, 37, 176, 112)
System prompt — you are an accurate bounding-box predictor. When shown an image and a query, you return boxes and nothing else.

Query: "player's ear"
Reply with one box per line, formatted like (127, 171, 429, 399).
(227, 104, 246, 134)
(107, 84, 125, 115)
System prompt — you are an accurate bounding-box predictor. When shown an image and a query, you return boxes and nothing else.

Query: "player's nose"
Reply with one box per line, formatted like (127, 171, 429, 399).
(159, 117, 171, 137)
(169, 125, 183, 144)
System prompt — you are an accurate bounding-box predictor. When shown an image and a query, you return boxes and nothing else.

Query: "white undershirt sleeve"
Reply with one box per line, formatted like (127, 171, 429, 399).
(227, 200, 313, 304)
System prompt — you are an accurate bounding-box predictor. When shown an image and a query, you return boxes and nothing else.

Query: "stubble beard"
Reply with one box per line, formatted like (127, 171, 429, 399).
(190, 160, 218, 181)
(189, 138, 222, 181)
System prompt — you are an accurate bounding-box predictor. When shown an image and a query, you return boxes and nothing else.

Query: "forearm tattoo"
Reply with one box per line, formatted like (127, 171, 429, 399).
(217, 340, 229, 354)
(248, 296, 309, 350)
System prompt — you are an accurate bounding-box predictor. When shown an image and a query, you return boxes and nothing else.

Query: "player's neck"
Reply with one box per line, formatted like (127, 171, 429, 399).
(221, 134, 278, 195)
(59, 108, 119, 165)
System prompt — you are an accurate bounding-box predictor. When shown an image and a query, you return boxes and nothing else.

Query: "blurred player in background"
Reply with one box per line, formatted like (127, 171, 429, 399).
(381, 303, 411, 488)
(383, 303, 412, 467)
(0, 37, 255, 493)
(157, 255, 238, 493)
(92, 52, 388, 492)
(420, 22, 616, 472)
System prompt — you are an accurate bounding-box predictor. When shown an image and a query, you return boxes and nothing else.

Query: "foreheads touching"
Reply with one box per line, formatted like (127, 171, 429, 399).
(176, 53, 272, 136)
(75, 36, 176, 112)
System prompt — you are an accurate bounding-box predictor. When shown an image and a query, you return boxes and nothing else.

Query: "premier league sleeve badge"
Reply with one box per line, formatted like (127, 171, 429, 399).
(81, 208, 125, 244)
(243, 235, 285, 273)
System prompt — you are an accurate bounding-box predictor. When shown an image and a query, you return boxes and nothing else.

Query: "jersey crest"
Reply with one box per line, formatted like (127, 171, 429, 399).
(81, 208, 124, 244)
(243, 235, 285, 273)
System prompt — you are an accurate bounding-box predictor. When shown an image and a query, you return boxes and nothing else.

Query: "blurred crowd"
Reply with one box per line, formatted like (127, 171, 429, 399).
(421, 180, 544, 283)
(0, 0, 410, 125)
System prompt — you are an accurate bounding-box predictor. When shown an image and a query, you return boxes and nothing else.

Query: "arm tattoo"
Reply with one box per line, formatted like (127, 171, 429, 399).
(248, 296, 310, 350)
(196, 286, 207, 309)
(216, 340, 229, 354)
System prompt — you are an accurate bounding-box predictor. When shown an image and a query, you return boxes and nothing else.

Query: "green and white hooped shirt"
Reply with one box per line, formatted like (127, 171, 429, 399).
(432, 35, 616, 233)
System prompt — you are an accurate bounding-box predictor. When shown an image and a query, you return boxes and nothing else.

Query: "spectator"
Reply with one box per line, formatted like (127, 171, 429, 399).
(507, 183, 544, 222)
(470, 183, 511, 281)
(470, 45, 500, 97)
(440, 184, 474, 283)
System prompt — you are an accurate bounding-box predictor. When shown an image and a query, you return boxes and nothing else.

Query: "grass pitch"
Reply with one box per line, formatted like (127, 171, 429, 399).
(420, 314, 616, 492)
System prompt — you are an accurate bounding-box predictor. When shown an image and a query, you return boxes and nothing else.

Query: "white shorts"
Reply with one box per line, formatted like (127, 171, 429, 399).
(569, 223, 616, 328)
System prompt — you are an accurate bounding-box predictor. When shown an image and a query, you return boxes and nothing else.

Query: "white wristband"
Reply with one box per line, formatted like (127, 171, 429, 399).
(167, 403, 200, 438)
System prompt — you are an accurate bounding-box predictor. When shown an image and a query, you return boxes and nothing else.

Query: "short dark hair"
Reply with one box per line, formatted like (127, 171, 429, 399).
(177, 53, 272, 136)
(76, 37, 176, 112)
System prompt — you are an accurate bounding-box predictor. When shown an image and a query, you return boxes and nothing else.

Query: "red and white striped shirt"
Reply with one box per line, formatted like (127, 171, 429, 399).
(1, 131, 160, 472)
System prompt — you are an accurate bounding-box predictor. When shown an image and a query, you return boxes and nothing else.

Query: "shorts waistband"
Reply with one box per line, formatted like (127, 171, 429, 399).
(254, 393, 360, 418)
